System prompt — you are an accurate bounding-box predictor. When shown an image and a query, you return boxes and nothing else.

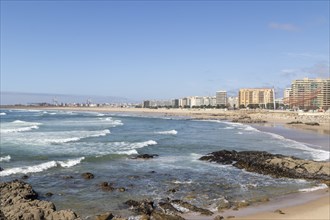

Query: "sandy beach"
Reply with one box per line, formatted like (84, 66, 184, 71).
(6, 106, 329, 134)
(1, 106, 329, 220)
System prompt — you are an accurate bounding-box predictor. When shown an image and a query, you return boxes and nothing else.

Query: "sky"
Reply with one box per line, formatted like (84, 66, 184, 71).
(1, 0, 329, 104)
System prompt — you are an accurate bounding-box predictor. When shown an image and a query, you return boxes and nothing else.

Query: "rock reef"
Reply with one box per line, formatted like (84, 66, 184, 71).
(0, 180, 80, 220)
(200, 150, 330, 185)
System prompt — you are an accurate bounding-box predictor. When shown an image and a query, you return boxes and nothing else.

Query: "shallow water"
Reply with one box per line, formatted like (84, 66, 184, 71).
(0, 109, 329, 218)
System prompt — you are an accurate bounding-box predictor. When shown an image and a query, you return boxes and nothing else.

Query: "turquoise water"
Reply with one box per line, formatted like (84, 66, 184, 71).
(0, 109, 329, 218)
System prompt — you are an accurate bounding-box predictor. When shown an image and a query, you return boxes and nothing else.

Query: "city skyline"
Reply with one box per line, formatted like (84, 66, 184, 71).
(1, 1, 329, 103)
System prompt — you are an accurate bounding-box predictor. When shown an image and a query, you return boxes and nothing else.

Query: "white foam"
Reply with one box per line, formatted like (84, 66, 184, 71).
(172, 180, 193, 184)
(44, 129, 111, 144)
(222, 126, 235, 130)
(0, 161, 57, 176)
(0, 157, 84, 176)
(171, 203, 190, 213)
(298, 184, 328, 192)
(103, 117, 123, 126)
(1, 125, 40, 133)
(155, 130, 178, 135)
(1, 120, 42, 133)
(2, 129, 111, 145)
(237, 132, 243, 134)
(117, 149, 138, 155)
(0, 112, 6, 115)
(0, 155, 11, 162)
(57, 157, 85, 167)
(261, 131, 330, 161)
(130, 140, 157, 149)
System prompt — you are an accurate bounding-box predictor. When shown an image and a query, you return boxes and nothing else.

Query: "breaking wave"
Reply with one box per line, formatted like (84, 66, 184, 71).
(0, 155, 11, 162)
(0, 157, 85, 176)
(0, 112, 6, 116)
(1, 120, 42, 133)
(155, 130, 178, 135)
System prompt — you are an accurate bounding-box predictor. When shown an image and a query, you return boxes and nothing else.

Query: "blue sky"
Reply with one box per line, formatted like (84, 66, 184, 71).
(1, 1, 329, 103)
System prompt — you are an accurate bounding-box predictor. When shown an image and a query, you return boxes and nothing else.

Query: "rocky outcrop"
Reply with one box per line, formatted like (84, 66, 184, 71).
(0, 180, 80, 220)
(199, 150, 330, 184)
(124, 198, 214, 219)
(231, 115, 267, 124)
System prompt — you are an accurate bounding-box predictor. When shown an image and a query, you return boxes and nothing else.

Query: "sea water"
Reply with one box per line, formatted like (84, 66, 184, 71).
(0, 109, 329, 218)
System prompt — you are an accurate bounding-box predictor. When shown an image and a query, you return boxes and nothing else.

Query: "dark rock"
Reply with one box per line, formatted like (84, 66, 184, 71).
(45, 192, 54, 197)
(81, 172, 94, 179)
(287, 121, 303, 124)
(100, 182, 115, 192)
(149, 171, 156, 174)
(232, 117, 266, 123)
(0, 167, 3, 172)
(132, 154, 159, 159)
(21, 175, 29, 179)
(214, 216, 224, 220)
(217, 199, 231, 212)
(158, 201, 181, 215)
(305, 122, 320, 126)
(171, 200, 213, 216)
(151, 211, 185, 220)
(95, 212, 114, 220)
(167, 188, 178, 193)
(0, 180, 80, 220)
(62, 175, 74, 179)
(124, 199, 154, 215)
(199, 150, 330, 183)
(274, 209, 285, 214)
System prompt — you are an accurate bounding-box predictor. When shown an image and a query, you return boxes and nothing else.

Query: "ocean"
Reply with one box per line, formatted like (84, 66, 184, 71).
(0, 109, 329, 218)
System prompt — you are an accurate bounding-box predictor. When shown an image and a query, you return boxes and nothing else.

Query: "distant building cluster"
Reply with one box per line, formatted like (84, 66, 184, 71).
(143, 91, 238, 109)
(20, 77, 330, 111)
(143, 78, 330, 111)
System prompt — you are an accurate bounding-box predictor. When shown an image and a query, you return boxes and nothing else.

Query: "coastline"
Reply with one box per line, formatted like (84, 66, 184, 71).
(182, 189, 330, 220)
(1, 106, 329, 219)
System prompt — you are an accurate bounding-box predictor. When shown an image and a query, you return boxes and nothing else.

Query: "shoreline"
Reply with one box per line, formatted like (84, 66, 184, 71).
(182, 188, 330, 220)
(2, 106, 330, 133)
(1, 106, 329, 219)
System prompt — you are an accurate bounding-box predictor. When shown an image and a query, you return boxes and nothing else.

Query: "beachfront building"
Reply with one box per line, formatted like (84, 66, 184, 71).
(176, 96, 217, 108)
(238, 88, 274, 109)
(283, 88, 292, 107)
(143, 100, 173, 108)
(288, 78, 330, 110)
(216, 91, 227, 107)
(227, 96, 238, 109)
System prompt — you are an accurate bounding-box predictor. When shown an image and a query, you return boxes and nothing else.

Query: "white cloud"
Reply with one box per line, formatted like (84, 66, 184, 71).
(269, 22, 299, 31)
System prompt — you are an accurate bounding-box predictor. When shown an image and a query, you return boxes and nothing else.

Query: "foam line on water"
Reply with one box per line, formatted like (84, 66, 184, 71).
(155, 130, 178, 135)
(0, 155, 11, 162)
(298, 184, 328, 192)
(0, 157, 85, 176)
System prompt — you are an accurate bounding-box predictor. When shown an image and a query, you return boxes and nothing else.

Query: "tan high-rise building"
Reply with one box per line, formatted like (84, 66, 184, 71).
(238, 88, 274, 108)
(289, 78, 330, 110)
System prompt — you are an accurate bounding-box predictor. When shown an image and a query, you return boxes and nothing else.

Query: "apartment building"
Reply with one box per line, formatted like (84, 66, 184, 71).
(238, 88, 274, 108)
(289, 78, 330, 110)
(216, 91, 227, 106)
